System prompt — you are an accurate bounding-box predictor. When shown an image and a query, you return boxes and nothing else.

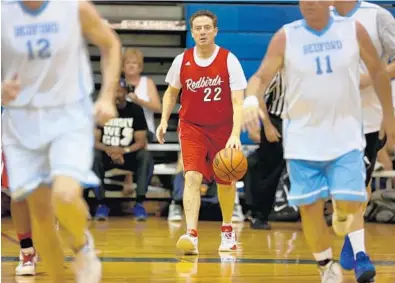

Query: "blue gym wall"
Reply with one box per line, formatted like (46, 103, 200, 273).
(184, 0, 395, 80)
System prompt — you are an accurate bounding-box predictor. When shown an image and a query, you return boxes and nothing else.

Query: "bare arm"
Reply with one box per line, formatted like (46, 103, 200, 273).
(357, 22, 394, 124)
(245, 29, 285, 123)
(230, 90, 244, 137)
(79, 0, 122, 102)
(125, 131, 147, 153)
(248, 129, 261, 143)
(133, 78, 162, 113)
(94, 128, 109, 151)
(160, 85, 180, 124)
(387, 61, 395, 79)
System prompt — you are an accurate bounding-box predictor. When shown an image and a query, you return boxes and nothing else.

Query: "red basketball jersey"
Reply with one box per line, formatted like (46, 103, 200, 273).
(179, 47, 233, 126)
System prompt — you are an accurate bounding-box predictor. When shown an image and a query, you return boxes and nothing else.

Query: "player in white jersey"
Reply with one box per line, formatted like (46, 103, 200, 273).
(1, 1, 121, 282)
(331, 1, 395, 281)
(242, 1, 395, 282)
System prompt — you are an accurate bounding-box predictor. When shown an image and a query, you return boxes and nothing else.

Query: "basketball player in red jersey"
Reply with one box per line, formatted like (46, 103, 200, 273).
(156, 10, 247, 255)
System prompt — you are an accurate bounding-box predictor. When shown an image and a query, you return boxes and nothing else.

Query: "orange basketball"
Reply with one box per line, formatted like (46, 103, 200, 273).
(213, 148, 248, 183)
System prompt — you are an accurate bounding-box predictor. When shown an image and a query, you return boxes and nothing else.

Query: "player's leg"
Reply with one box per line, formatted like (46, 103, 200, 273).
(50, 123, 101, 282)
(207, 123, 238, 251)
(339, 133, 383, 272)
(176, 121, 207, 255)
(287, 159, 343, 282)
(27, 185, 66, 282)
(327, 149, 375, 282)
(2, 154, 38, 276)
(338, 133, 382, 277)
(217, 181, 237, 252)
(10, 200, 38, 276)
(4, 145, 65, 282)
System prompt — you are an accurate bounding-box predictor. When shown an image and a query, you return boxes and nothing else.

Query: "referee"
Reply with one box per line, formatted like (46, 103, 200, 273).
(248, 71, 295, 229)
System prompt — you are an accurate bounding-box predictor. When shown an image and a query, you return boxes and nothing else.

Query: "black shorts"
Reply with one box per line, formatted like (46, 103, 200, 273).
(102, 152, 137, 173)
(364, 132, 387, 186)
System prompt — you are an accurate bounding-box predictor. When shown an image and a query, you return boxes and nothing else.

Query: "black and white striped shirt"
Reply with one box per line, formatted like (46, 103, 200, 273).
(264, 72, 285, 118)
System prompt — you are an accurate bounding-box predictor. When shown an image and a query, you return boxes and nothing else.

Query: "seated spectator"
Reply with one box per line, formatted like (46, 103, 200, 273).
(93, 83, 153, 221)
(122, 48, 162, 141)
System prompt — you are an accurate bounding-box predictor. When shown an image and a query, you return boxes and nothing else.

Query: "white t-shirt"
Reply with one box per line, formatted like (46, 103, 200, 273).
(165, 45, 247, 91)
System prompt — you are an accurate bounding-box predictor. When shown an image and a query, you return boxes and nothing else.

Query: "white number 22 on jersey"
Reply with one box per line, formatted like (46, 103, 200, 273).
(203, 87, 222, 102)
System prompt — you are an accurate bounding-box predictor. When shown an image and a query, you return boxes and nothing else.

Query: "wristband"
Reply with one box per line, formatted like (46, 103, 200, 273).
(243, 95, 259, 108)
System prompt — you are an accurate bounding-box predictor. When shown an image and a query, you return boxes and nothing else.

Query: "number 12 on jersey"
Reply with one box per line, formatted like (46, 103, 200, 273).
(315, 55, 333, 75)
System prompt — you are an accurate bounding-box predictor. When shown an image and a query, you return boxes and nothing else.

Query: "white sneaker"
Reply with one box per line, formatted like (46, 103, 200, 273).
(319, 261, 343, 283)
(15, 249, 37, 276)
(168, 202, 183, 222)
(218, 227, 237, 252)
(176, 234, 198, 255)
(231, 204, 245, 223)
(73, 231, 102, 283)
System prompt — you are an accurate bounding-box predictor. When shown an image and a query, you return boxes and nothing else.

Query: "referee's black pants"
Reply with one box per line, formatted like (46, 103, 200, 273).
(250, 114, 285, 221)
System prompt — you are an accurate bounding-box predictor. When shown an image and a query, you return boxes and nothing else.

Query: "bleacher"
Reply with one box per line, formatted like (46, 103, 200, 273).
(89, 1, 395, 205)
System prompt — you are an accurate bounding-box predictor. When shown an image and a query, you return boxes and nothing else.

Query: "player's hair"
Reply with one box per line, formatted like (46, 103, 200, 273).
(122, 48, 144, 69)
(189, 10, 217, 29)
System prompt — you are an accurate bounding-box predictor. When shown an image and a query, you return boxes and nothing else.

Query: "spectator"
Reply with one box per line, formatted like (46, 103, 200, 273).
(122, 48, 162, 141)
(93, 83, 153, 221)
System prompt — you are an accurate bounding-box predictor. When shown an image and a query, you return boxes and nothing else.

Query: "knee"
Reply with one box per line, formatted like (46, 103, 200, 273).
(299, 201, 325, 219)
(136, 149, 152, 162)
(52, 176, 82, 204)
(11, 199, 28, 208)
(184, 171, 203, 192)
(334, 200, 362, 215)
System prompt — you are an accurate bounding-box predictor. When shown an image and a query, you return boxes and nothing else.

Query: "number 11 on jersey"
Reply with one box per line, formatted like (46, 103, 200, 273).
(315, 55, 333, 75)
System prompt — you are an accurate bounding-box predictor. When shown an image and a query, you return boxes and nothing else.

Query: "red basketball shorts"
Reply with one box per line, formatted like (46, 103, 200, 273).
(178, 120, 232, 185)
(1, 152, 9, 189)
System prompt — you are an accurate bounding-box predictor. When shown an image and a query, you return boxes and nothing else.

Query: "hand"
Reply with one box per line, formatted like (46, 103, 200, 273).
(1, 74, 20, 105)
(128, 92, 138, 102)
(105, 146, 124, 157)
(94, 96, 117, 126)
(360, 73, 372, 90)
(383, 116, 395, 148)
(156, 121, 168, 144)
(111, 154, 124, 165)
(226, 135, 242, 150)
(243, 105, 265, 134)
(263, 121, 281, 143)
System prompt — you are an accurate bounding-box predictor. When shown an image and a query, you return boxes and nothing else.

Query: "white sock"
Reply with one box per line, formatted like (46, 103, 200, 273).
(234, 191, 240, 205)
(348, 229, 366, 259)
(222, 222, 232, 227)
(313, 248, 333, 262)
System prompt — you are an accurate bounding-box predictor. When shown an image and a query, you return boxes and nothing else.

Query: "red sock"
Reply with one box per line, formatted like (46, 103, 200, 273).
(17, 232, 34, 250)
(17, 232, 32, 242)
(221, 225, 232, 233)
(188, 229, 198, 237)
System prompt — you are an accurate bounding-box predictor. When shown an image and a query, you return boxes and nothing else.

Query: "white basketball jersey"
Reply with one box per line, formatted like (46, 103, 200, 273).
(332, 1, 386, 133)
(282, 17, 364, 161)
(1, 1, 93, 107)
(134, 77, 155, 134)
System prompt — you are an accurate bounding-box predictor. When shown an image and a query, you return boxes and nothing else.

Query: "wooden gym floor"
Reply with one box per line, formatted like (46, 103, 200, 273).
(1, 217, 395, 282)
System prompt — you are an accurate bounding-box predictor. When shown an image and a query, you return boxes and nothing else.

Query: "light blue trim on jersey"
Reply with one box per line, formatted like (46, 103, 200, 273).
(332, 0, 362, 18)
(302, 16, 334, 37)
(18, 0, 49, 16)
(345, 0, 362, 18)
